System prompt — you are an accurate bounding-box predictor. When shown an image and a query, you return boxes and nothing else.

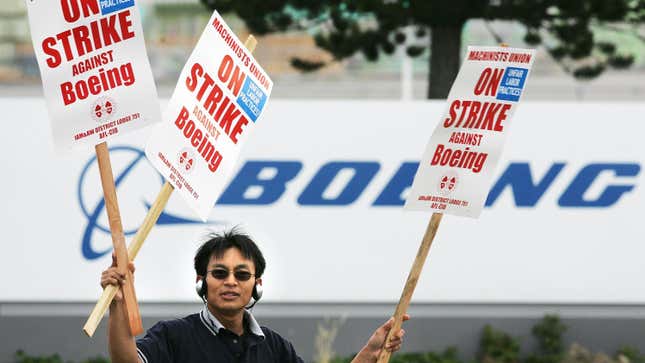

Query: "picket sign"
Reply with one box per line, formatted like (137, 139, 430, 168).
(82, 34, 261, 337)
(144, 11, 273, 221)
(25, 0, 163, 337)
(377, 45, 535, 363)
(24, 0, 160, 151)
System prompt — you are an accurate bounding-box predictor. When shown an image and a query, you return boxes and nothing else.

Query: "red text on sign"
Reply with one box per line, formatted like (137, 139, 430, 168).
(468, 50, 509, 62)
(174, 106, 223, 172)
(61, 62, 135, 105)
(42, 9, 134, 68)
(431, 144, 488, 173)
(217, 54, 245, 96)
(72, 49, 113, 76)
(443, 100, 511, 132)
(448, 131, 483, 146)
(185, 60, 249, 144)
(61, 0, 99, 22)
(211, 16, 271, 92)
(473, 68, 503, 96)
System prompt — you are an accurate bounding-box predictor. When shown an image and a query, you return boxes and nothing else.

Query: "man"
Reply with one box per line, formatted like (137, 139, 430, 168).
(103, 230, 408, 363)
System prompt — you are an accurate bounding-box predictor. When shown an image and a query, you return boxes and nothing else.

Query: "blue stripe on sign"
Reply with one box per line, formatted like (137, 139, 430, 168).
(100, 0, 135, 15)
(236, 77, 267, 122)
(496, 67, 528, 102)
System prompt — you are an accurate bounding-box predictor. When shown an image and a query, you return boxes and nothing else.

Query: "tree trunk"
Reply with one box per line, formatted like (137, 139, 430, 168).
(428, 23, 464, 99)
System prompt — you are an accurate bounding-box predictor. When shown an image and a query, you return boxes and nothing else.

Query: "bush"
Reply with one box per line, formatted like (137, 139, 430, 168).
(526, 315, 567, 363)
(13, 351, 108, 363)
(14, 350, 68, 363)
(16, 316, 641, 363)
(479, 325, 520, 363)
(617, 346, 645, 363)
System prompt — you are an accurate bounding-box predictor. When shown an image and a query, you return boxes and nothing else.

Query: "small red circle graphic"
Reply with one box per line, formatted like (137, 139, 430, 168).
(437, 171, 459, 196)
(177, 148, 196, 174)
(91, 96, 117, 122)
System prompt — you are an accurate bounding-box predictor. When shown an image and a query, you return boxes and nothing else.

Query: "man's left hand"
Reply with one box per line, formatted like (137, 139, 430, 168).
(353, 314, 410, 363)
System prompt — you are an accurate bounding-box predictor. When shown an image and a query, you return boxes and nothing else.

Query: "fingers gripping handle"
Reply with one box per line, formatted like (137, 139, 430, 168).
(82, 182, 173, 337)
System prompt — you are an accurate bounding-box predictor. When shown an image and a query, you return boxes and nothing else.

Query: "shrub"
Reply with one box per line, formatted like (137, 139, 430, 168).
(479, 325, 520, 363)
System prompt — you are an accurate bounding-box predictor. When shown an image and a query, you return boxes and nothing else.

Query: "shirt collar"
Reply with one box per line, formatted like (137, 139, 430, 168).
(200, 307, 265, 338)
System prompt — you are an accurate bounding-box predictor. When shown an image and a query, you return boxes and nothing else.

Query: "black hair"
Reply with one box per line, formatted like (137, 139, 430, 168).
(194, 228, 266, 278)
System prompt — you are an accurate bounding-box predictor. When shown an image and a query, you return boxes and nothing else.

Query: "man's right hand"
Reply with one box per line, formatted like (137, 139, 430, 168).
(100, 253, 135, 301)
(104, 254, 140, 363)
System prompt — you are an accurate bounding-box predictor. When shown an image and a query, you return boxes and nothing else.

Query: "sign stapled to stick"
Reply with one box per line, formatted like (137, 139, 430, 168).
(145, 10, 273, 221)
(83, 12, 268, 336)
(405, 46, 536, 218)
(377, 46, 535, 363)
(26, 0, 161, 336)
(26, 0, 160, 151)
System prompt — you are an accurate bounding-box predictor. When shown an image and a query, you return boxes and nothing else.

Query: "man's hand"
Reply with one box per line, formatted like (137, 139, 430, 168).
(104, 253, 139, 363)
(353, 314, 410, 363)
(100, 253, 135, 301)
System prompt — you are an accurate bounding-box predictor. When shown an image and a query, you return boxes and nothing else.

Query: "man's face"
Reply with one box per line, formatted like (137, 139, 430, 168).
(204, 247, 259, 314)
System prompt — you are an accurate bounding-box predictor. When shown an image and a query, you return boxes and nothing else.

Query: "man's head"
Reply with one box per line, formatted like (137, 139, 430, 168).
(194, 230, 266, 314)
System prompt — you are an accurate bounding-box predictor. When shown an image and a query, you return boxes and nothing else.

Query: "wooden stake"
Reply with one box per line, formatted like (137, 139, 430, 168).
(378, 41, 508, 362)
(83, 35, 259, 338)
(93, 142, 143, 336)
(376, 212, 443, 363)
(83, 181, 173, 337)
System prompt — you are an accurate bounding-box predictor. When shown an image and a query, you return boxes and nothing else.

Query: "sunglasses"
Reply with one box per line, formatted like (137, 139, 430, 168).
(208, 268, 255, 282)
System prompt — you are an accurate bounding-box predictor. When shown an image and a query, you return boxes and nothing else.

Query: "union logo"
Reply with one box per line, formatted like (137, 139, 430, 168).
(177, 148, 196, 174)
(78, 145, 220, 260)
(437, 171, 459, 196)
(91, 96, 117, 122)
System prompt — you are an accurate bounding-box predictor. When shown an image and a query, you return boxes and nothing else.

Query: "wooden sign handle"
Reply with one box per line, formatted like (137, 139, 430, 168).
(83, 34, 259, 338)
(83, 181, 174, 337)
(376, 212, 443, 363)
(94, 142, 143, 336)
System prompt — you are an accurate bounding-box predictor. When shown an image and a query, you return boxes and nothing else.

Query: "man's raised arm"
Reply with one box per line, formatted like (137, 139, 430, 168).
(102, 254, 139, 363)
(351, 314, 409, 363)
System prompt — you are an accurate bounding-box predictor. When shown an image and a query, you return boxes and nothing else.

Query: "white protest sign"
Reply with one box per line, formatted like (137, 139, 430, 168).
(405, 46, 535, 218)
(145, 11, 273, 221)
(26, 0, 160, 152)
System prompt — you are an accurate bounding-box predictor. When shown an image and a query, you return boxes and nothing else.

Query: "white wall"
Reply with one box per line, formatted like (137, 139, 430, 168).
(1, 99, 642, 303)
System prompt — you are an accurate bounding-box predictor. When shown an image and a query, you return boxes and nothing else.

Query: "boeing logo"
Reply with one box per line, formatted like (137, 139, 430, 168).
(78, 146, 211, 260)
(79, 146, 640, 260)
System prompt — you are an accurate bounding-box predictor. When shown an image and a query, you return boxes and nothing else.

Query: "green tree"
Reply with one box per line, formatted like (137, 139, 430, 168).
(200, 0, 643, 98)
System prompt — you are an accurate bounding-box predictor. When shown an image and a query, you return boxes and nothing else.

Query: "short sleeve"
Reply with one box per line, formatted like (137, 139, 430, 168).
(280, 339, 304, 363)
(261, 327, 304, 363)
(136, 321, 173, 363)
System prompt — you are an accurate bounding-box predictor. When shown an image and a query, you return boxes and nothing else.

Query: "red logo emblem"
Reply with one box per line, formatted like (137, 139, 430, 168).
(177, 148, 196, 174)
(437, 172, 459, 195)
(91, 96, 117, 122)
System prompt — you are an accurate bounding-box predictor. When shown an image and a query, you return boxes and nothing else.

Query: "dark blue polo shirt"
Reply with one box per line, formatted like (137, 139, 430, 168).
(136, 309, 304, 363)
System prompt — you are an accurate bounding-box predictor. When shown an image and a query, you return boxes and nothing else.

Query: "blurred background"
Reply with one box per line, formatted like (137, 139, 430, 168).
(2, 0, 645, 100)
(1, 1, 645, 363)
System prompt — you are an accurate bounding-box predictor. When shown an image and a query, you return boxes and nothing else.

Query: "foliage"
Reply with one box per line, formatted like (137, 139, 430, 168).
(14, 350, 68, 363)
(13, 350, 109, 363)
(14, 316, 645, 363)
(200, 0, 644, 97)
(80, 358, 109, 363)
(525, 315, 567, 363)
(616, 346, 645, 363)
(479, 325, 520, 363)
(330, 348, 466, 363)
